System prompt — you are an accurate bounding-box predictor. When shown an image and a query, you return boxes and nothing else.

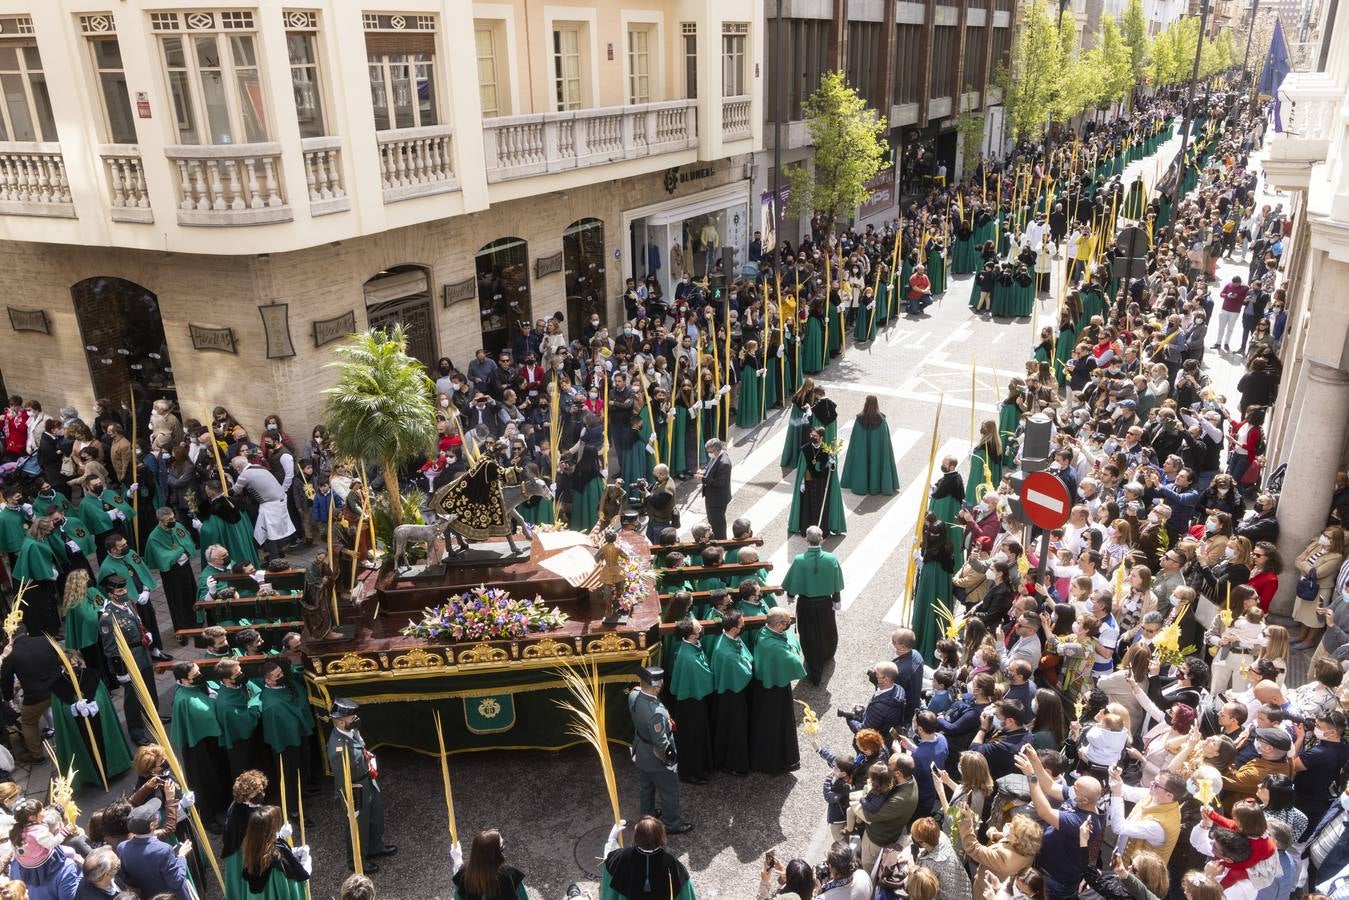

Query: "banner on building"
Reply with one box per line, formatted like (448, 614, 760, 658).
(760, 185, 790, 252)
(860, 166, 896, 220)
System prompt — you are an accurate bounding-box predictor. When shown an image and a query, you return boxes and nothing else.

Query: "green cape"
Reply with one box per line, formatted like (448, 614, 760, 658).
(51, 680, 134, 790)
(76, 495, 115, 534)
(144, 523, 198, 572)
(783, 547, 844, 598)
(752, 628, 807, 689)
(170, 683, 223, 747)
(213, 681, 262, 748)
(97, 550, 158, 593)
(60, 519, 96, 557)
(64, 587, 105, 651)
(199, 512, 262, 569)
(32, 492, 72, 519)
(709, 633, 753, 694)
(840, 419, 899, 495)
(259, 684, 313, 754)
(0, 506, 29, 554)
(669, 640, 714, 701)
(13, 536, 59, 582)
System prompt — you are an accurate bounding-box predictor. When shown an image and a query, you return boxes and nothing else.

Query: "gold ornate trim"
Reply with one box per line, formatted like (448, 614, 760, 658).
(391, 647, 446, 670)
(522, 637, 574, 659)
(455, 640, 510, 665)
(325, 652, 379, 674)
(584, 632, 636, 655)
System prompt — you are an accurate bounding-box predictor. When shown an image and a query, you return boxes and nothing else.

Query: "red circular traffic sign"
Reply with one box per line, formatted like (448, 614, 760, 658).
(1020, 471, 1072, 530)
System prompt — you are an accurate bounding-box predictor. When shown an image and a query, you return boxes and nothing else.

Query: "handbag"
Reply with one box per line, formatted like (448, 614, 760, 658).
(1296, 566, 1320, 601)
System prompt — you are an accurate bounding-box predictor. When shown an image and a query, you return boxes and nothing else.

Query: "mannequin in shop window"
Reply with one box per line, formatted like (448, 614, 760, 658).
(700, 221, 720, 273)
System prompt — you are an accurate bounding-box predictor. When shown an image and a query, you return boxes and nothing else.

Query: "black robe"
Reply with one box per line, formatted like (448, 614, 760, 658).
(748, 679, 800, 774)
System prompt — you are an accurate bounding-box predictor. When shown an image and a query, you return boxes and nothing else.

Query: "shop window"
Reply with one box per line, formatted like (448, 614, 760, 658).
(564, 218, 606, 341)
(71, 276, 176, 414)
(475, 238, 532, 355)
(364, 265, 437, 369)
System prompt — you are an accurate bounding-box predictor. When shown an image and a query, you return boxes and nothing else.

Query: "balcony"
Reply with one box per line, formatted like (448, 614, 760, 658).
(1265, 72, 1345, 191)
(165, 143, 292, 227)
(98, 145, 153, 224)
(376, 126, 458, 203)
(482, 100, 697, 184)
(300, 136, 350, 216)
(0, 143, 76, 218)
(722, 96, 752, 141)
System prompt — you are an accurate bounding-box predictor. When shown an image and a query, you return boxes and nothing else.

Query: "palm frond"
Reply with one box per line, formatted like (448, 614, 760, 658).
(553, 661, 622, 829)
(323, 327, 438, 469)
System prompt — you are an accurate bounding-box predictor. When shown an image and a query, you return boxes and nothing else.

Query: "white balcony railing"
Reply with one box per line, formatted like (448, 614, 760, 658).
(482, 99, 697, 183)
(1267, 73, 1344, 166)
(99, 145, 153, 224)
(300, 136, 350, 216)
(722, 96, 752, 140)
(376, 125, 458, 203)
(165, 143, 292, 227)
(0, 143, 75, 218)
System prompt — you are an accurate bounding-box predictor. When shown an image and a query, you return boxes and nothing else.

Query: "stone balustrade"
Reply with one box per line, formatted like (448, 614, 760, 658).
(482, 100, 697, 183)
(164, 143, 292, 226)
(99, 145, 153, 224)
(376, 125, 458, 203)
(300, 136, 350, 216)
(0, 143, 75, 218)
(722, 96, 752, 140)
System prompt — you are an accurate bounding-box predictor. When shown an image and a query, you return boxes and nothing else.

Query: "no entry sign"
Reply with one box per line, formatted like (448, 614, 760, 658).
(1020, 471, 1072, 530)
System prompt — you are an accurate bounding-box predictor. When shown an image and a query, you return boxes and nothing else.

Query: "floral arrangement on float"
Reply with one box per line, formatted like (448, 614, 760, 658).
(400, 585, 569, 642)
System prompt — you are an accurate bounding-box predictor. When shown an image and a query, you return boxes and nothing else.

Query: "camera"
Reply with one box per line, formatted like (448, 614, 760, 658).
(866, 668, 879, 687)
(814, 863, 831, 883)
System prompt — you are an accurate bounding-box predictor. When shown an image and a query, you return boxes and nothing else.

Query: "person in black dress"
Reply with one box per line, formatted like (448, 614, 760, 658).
(799, 429, 834, 538)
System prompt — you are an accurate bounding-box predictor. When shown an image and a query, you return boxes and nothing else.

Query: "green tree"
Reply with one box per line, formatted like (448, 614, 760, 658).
(785, 70, 886, 240)
(998, 0, 1064, 141)
(1097, 17, 1135, 108)
(324, 326, 438, 528)
(956, 108, 986, 177)
(1120, 0, 1150, 87)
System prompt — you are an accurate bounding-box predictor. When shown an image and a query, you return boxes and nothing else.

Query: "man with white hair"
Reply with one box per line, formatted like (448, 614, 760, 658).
(230, 456, 294, 560)
(782, 525, 843, 685)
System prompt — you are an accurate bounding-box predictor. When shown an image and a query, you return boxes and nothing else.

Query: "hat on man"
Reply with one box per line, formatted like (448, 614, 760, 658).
(100, 573, 127, 592)
(328, 698, 360, 720)
(637, 666, 665, 685)
(126, 798, 163, 836)
(1254, 727, 1292, 752)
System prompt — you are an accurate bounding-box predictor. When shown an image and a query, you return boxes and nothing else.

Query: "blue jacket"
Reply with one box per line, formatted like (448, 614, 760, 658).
(892, 649, 925, 726)
(311, 489, 343, 524)
(848, 684, 906, 736)
(8, 846, 80, 900)
(970, 726, 1033, 779)
(1309, 800, 1349, 888)
(116, 837, 191, 899)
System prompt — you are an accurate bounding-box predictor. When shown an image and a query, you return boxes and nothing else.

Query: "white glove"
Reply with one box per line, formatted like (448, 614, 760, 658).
(66, 541, 80, 553)
(176, 553, 188, 566)
(191, 518, 203, 530)
(277, 821, 293, 841)
(110, 510, 125, 521)
(717, 384, 732, 396)
(70, 702, 86, 718)
(116, 674, 131, 684)
(21, 503, 32, 516)
(608, 820, 626, 843)
(178, 791, 196, 813)
(867, 302, 876, 310)
(777, 344, 785, 358)
(450, 840, 463, 873)
(294, 844, 312, 875)
(136, 590, 150, 605)
(600, 468, 608, 479)
(85, 699, 99, 717)
(129, 483, 139, 493)
(206, 576, 218, 593)
(703, 400, 716, 410)
(251, 571, 265, 584)
(757, 369, 767, 377)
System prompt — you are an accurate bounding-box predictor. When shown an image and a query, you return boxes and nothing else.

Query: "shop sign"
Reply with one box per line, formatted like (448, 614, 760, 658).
(442, 277, 476, 307)
(188, 323, 237, 353)
(860, 166, 896, 218)
(534, 252, 563, 278)
(7, 307, 49, 334)
(312, 310, 356, 348)
(258, 303, 295, 359)
(135, 91, 151, 119)
(664, 164, 717, 195)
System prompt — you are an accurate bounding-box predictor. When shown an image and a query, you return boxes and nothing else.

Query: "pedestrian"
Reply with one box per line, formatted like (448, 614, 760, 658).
(326, 697, 397, 872)
(697, 439, 731, 540)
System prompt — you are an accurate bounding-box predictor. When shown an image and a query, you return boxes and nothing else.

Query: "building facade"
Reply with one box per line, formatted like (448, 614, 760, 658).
(1254, 0, 1349, 616)
(753, 0, 1015, 243)
(0, 1, 762, 434)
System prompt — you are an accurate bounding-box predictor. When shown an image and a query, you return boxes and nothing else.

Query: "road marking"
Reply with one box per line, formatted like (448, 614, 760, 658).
(841, 437, 971, 620)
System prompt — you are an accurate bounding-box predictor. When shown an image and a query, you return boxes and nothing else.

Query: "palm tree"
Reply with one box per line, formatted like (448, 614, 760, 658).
(324, 326, 436, 527)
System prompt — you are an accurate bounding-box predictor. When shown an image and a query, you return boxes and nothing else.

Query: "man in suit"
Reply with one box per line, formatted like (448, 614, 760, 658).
(116, 799, 192, 898)
(1307, 779, 1349, 892)
(843, 661, 905, 736)
(698, 438, 732, 540)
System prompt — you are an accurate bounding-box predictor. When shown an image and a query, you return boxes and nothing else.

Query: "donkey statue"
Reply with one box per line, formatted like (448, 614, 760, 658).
(441, 474, 553, 555)
(391, 515, 454, 569)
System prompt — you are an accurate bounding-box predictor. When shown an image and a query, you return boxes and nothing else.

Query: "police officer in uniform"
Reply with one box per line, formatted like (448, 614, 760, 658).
(326, 698, 397, 872)
(628, 667, 694, 835)
(97, 574, 159, 745)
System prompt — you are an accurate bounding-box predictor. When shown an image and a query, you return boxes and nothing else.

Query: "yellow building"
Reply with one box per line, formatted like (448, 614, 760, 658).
(0, 2, 761, 432)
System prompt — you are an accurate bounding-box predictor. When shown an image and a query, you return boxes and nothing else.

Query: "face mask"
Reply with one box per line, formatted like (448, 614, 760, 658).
(1107, 527, 1118, 539)
(993, 553, 1009, 564)
(990, 715, 1003, 731)
(266, 423, 278, 432)
(1225, 547, 1236, 560)
(975, 504, 988, 516)
(1320, 535, 1332, 547)
(1148, 513, 1159, 524)
(1205, 520, 1218, 533)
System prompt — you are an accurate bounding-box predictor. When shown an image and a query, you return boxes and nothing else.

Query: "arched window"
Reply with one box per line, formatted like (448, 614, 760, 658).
(70, 277, 176, 414)
(364, 265, 436, 368)
(563, 218, 606, 340)
(475, 237, 531, 355)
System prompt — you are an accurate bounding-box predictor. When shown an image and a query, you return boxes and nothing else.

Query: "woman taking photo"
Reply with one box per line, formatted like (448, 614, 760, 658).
(1291, 525, 1344, 649)
(240, 805, 310, 900)
(1212, 535, 1253, 615)
(451, 829, 526, 900)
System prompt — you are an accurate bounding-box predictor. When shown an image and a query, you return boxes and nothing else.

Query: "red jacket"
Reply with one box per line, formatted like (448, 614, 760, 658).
(3, 409, 27, 456)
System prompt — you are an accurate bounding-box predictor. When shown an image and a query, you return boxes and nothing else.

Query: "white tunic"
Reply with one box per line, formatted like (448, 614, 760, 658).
(232, 465, 296, 542)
